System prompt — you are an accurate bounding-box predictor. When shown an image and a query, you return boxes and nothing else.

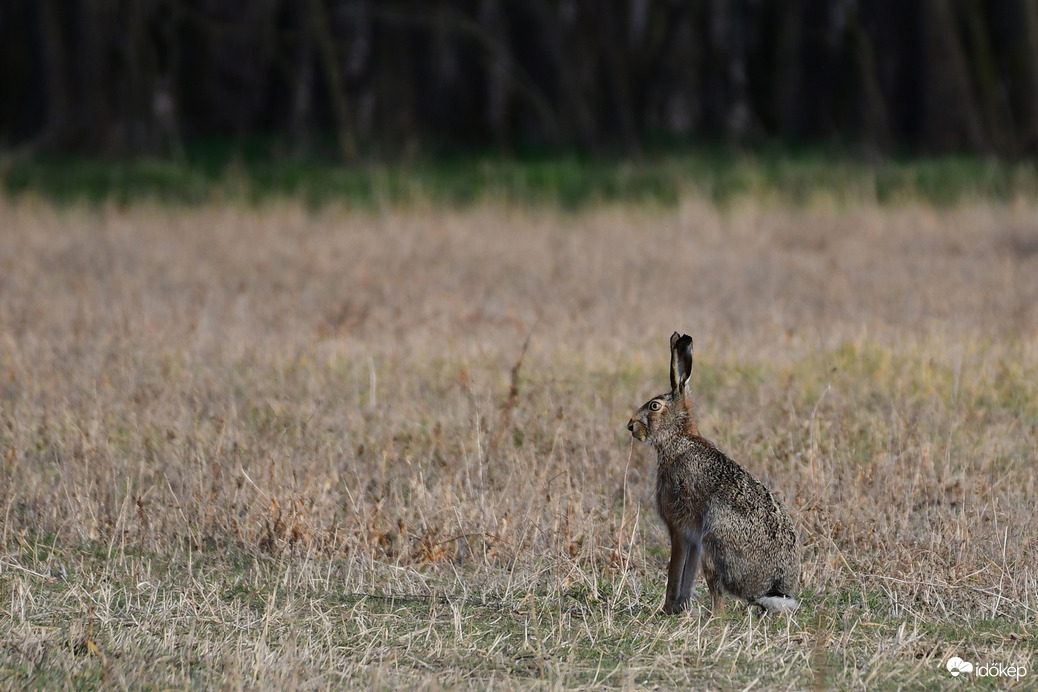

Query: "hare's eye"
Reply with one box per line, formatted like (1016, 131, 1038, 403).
(649, 401, 663, 412)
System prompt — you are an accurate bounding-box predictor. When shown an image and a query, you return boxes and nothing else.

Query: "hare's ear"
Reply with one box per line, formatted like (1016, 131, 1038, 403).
(669, 333, 694, 393)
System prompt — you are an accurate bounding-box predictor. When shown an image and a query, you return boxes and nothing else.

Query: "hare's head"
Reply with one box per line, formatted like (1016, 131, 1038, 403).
(627, 332, 699, 444)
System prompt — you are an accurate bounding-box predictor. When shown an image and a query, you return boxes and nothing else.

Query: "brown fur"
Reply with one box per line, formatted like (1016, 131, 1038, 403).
(628, 332, 800, 616)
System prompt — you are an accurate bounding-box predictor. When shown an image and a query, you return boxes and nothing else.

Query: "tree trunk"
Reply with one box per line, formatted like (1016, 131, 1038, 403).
(479, 0, 511, 150)
(922, 0, 986, 152)
(308, 0, 356, 163)
(36, 0, 71, 149)
(846, 4, 891, 151)
(531, 0, 599, 152)
(961, 0, 1015, 154)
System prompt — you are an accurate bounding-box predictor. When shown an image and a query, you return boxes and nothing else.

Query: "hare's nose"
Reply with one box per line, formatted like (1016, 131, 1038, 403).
(627, 420, 635, 433)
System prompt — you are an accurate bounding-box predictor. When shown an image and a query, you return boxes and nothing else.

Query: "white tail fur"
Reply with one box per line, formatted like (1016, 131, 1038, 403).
(756, 595, 799, 613)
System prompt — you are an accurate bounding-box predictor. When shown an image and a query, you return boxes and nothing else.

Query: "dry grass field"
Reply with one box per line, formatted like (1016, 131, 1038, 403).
(0, 194, 1036, 689)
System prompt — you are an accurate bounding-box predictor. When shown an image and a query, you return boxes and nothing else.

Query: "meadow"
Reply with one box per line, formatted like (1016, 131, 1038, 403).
(0, 188, 1036, 688)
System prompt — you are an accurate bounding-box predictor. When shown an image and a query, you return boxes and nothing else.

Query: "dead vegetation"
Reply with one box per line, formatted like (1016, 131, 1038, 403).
(0, 196, 1035, 688)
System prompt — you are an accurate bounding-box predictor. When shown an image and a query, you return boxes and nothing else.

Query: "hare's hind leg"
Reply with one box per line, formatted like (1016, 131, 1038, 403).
(663, 525, 699, 614)
(701, 561, 724, 618)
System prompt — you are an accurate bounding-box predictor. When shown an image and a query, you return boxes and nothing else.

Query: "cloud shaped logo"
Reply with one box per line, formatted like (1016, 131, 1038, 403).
(947, 657, 974, 676)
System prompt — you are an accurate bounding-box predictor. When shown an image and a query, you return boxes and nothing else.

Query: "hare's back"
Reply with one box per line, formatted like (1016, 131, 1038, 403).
(700, 449, 799, 554)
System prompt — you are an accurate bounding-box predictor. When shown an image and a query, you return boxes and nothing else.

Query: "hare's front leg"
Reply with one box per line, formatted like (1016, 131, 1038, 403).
(663, 525, 700, 614)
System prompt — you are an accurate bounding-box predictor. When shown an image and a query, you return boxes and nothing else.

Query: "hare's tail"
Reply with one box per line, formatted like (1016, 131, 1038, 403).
(756, 594, 799, 613)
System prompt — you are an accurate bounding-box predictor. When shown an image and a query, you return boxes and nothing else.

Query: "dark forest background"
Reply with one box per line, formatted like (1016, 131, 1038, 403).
(2, 0, 1038, 162)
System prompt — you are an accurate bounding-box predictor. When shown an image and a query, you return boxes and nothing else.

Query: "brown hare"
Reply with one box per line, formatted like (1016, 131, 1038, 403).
(627, 332, 800, 616)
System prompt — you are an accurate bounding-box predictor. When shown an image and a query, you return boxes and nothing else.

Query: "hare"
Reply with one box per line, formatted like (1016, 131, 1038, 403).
(627, 332, 800, 616)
